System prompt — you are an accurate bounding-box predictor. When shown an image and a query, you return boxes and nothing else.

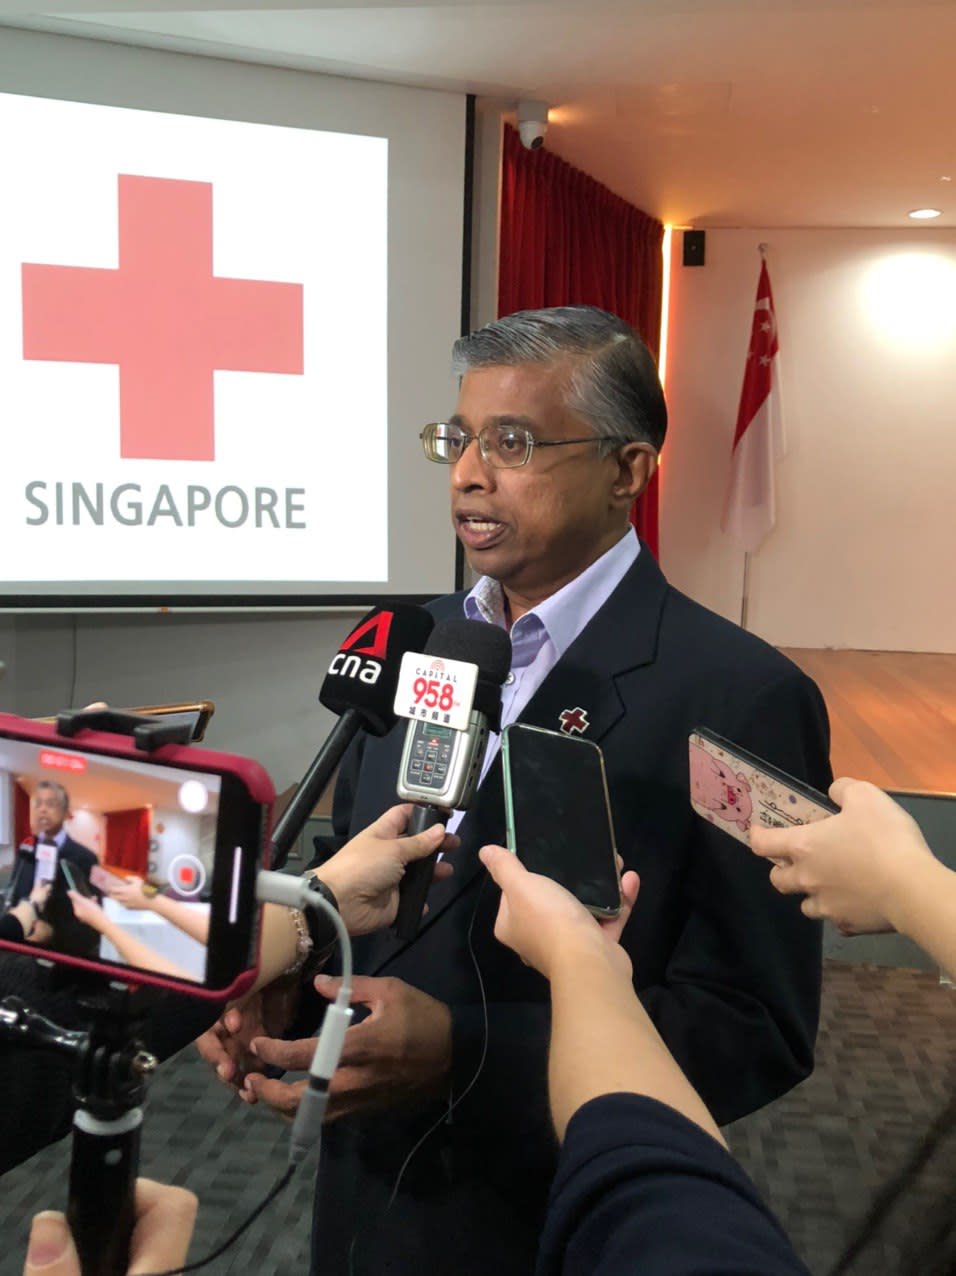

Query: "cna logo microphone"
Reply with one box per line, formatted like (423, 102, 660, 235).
(320, 605, 435, 736)
(268, 604, 435, 868)
(326, 609, 396, 684)
(1, 91, 388, 587)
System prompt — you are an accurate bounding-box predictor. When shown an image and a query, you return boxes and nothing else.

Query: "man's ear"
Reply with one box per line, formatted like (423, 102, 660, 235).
(610, 443, 658, 507)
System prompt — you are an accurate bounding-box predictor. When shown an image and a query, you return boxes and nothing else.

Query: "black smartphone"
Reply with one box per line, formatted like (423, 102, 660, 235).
(0, 712, 271, 1000)
(501, 722, 621, 917)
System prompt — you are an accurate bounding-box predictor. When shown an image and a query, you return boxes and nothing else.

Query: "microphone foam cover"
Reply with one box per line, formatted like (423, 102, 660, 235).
(425, 619, 513, 732)
(424, 619, 512, 684)
(319, 604, 435, 735)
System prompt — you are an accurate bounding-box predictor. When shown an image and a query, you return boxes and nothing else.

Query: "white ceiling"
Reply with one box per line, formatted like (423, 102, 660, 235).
(3, 0, 955, 227)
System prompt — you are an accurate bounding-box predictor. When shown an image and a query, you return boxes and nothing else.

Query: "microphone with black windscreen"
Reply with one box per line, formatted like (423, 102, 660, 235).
(3, 848, 33, 911)
(392, 619, 512, 941)
(270, 604, 435, 869)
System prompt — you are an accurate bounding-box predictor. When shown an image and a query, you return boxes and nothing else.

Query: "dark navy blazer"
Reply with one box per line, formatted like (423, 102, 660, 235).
(309, 547, 831, 1274)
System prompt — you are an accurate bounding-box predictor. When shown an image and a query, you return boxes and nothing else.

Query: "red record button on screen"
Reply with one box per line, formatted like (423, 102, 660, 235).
(168, 854, 205, 898)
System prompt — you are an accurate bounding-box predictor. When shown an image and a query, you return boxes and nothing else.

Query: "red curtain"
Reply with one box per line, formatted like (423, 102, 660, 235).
(105, 808, 149, 874)
(14, 783, 30, 847)
(498, 123, 664, 556)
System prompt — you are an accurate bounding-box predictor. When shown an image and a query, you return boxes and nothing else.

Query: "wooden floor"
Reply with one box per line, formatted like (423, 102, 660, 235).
(781, 649, 956, 793)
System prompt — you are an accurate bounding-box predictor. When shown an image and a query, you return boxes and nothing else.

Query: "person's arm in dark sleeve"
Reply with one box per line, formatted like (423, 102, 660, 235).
(0, 912, 26, 943)
(539, 1093, 810, 1276)
(639, 670, 831, 1123)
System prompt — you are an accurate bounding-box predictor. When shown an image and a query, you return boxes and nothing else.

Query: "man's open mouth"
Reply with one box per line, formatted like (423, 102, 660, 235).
(456, 514, 507, 548)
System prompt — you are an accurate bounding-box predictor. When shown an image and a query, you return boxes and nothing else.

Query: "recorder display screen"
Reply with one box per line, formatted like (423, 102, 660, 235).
(0, 737, 226, 982)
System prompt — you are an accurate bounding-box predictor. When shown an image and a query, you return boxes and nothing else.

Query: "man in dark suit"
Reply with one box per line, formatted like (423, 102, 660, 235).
(206, 307, 831, 1274)
(7, 780, 102, 959)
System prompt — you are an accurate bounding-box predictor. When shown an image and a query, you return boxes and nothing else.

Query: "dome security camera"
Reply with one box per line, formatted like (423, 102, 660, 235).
(517, 100, 549, 151)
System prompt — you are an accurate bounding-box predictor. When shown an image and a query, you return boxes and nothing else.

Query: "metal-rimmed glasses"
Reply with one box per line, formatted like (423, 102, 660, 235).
(420, 421, 622, 469)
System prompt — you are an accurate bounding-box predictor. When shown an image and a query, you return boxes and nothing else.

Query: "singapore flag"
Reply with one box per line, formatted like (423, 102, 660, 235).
(722, 257, 786, 554)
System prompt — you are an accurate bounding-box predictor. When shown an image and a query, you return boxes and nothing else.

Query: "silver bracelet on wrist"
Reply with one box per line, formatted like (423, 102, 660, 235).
(281, 907, 313, 976)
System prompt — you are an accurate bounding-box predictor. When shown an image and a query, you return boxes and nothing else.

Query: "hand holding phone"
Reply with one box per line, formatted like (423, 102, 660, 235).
(502, 723, 621, 917)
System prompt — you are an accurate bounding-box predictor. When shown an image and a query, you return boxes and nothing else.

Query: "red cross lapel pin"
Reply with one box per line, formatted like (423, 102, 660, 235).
(558, 706, 590, 736)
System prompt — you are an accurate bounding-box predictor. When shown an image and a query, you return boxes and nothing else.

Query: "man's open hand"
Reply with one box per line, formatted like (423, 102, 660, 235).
(194, 978, 299, 1088)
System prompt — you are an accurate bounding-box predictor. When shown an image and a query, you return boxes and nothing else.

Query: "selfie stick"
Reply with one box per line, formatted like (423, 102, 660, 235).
(68, 985, 157, 1276)
(0, 986, 156, 1276)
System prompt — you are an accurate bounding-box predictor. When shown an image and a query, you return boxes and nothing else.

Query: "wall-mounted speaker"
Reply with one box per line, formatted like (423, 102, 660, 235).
(682, 229, 706, 267)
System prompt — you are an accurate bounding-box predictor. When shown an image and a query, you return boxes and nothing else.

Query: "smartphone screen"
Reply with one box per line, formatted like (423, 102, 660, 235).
(502, 723, 620, 916)
(0, 725, 266, 996)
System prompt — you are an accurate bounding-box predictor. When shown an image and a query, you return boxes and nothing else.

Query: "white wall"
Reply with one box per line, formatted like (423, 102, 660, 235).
(66, 808, 106, 862)
(150, 806, 201, 884)
(661, 228, 956, 652)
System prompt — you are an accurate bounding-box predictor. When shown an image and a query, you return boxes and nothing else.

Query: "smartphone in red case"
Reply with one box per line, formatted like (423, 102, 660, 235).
(0, 712, 272, 1000)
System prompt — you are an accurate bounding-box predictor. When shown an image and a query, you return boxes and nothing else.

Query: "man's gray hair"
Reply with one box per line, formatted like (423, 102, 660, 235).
(34, 780, 70, 812)
(451, 306, 667, 454)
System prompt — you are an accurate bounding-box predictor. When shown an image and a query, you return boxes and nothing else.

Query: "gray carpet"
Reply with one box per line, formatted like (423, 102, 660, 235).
(726, 962, 956, 1274)
(0, 960, 953, 1275)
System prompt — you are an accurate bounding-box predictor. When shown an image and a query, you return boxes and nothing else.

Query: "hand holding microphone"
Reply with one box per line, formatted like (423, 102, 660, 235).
(313, 804, 457, 937)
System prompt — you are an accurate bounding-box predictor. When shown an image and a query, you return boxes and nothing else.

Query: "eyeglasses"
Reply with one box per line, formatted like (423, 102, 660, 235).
(420, 421, 622, 469)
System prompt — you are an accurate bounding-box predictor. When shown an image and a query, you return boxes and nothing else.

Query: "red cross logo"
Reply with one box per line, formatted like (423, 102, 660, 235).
(21, 174, 304, 462)
(558, 706, 590, 736)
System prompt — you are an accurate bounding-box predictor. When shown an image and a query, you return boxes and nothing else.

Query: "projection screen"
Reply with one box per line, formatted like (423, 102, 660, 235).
(0, 28, 467, 608)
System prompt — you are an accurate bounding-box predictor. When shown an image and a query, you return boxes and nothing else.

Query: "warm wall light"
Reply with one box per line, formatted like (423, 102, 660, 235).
(658, 225, 673, 389)
(861, 251, 956, 349)
(908, 208, 942, 220)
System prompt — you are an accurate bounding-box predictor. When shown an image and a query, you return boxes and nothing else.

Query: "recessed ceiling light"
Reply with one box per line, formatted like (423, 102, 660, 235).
(178, 779, 208, 813)
(908, 208, 942, 220)
(940, 176, 952, 183)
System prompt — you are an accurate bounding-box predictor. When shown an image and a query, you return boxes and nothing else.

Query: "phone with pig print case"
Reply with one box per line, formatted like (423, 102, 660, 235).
(689, 727, 837, 848)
